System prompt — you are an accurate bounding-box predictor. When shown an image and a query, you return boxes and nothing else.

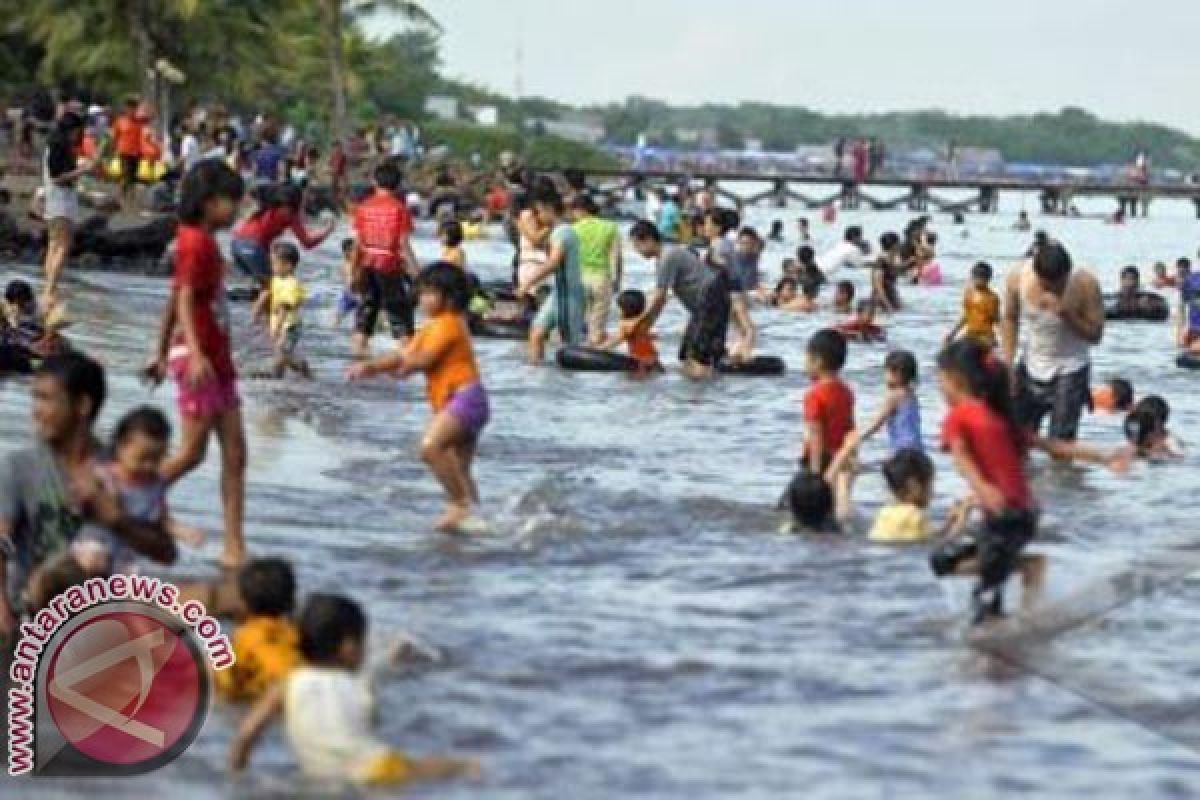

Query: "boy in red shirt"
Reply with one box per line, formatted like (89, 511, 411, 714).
(803, 328, 855, 475)
(350, 162, 419, 359)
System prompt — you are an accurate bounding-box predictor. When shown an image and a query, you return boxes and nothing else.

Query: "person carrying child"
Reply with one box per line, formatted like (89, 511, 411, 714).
(348, 263, 490, 533)
(229, 593, 478, 787)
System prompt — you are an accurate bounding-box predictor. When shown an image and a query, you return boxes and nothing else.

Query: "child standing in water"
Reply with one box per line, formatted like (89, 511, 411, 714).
(150, 160, 248, 568)
(945, 262, 1001, 347)
(932, 339, 1036, 624)
(347, 263, 489, 533)
(843, 350, 922, 455)
(601, 289, 662, 371)
(230, 593, 478, 786)
(253, 242, 312, 379)
(802, 329, 855, 477)
(335, 238, 361, 330)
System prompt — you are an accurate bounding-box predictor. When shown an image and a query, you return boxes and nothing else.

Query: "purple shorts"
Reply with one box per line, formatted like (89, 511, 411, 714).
(445, 383, 490, 439)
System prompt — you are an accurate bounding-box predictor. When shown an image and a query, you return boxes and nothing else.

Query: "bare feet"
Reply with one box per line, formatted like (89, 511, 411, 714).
(434, 505, 470, 533)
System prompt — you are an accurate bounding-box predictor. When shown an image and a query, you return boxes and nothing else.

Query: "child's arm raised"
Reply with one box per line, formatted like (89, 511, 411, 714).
(229, 683, 284, 774)
(857, 390, 902, 443)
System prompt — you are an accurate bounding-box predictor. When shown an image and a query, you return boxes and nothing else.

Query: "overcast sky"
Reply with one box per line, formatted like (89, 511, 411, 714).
(369, 0, 1200, 134)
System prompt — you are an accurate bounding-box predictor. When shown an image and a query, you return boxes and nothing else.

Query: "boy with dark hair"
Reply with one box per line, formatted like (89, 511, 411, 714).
(230, 593, 479, 786)
(802, 329, 855, 476)
(216, 557, 301, 702)
(350, 161, 419, 359)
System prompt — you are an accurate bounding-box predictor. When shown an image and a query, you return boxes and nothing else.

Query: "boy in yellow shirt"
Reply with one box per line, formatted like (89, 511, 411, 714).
(215, 558, 302, 702)
(945, 261, 1001, 347)
(253, 242, 312, 378)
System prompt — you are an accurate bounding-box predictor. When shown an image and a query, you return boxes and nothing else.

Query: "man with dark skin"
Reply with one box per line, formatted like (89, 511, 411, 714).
(0, 353, 177, 641)
(1002, 239, 1105, 447)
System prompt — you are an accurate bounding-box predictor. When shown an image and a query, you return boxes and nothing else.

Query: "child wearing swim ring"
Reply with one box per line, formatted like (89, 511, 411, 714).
(602, 289, 661, 371)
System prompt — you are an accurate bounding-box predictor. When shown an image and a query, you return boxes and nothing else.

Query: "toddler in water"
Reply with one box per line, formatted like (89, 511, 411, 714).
(836, 300, 887, 343)
(945, 262, 1001, 347)
(230, 593, 478, 787)
(439, 219, 466, 269)
(602, 289, 661, 371)
(348, 263, 490, 533)
(1091, 377, 1134, 414)
(73, 407, 205, 575)
(3, 279, 67, 358)
(216, 557, 301, 702)
(334, 238, 361, 329)
(253, 242, 312, 379)
(1124, 395, 1184, 460)
(832, 280, 855, 315)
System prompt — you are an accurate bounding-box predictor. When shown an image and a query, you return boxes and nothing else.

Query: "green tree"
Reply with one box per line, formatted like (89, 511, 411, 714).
(324, 0, 440, 141)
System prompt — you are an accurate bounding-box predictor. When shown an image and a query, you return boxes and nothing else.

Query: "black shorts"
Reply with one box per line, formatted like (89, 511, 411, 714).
(930, 508, 1037, 593)
(355, 270, 414, 339)
(679, 273, 732, 367)
(120, 155, 140, 187)
(1014, 363, 1091, 440)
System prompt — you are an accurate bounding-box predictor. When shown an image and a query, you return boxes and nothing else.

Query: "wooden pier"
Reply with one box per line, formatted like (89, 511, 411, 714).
(562, 166, 1200, 218)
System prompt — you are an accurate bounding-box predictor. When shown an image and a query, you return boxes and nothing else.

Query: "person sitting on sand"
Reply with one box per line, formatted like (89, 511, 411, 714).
(230, 593, 479, 787)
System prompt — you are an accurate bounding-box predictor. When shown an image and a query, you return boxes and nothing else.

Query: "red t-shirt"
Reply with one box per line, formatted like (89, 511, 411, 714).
(113, 114, 143, 157)
(803, 377, 855, 464)
(234, 208, 327, 250)
(941, 399, 1032, 510)
(352, 190, 413, 274)
(172, 225, 235, 380)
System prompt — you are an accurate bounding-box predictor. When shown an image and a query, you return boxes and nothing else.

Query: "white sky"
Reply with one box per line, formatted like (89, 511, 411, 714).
(369, 0, 1200, 135)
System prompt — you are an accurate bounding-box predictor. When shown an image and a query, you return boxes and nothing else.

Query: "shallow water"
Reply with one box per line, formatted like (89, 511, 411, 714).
(3, 190, 1200, 799)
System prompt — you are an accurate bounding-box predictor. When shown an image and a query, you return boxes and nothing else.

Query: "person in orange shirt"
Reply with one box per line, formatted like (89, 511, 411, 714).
(112, 96, 144, 210)
(602, 289, 662, 372)
(347, 262, 490, 533)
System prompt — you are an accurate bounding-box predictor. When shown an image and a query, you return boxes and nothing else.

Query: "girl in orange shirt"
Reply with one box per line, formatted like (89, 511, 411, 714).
(347, 262, 489, 533)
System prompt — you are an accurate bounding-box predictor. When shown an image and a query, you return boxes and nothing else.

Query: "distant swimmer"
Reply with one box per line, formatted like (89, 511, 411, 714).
(817, 226, 868, 275)
(1013, 210, 1032, 232)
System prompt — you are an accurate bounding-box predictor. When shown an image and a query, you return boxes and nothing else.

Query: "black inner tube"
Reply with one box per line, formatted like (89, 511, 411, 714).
(1104, 292, 1169, 321)
(1176, 352, 1200, 370)
(556, 345, 642, 372)
(717, 355, 786, 376)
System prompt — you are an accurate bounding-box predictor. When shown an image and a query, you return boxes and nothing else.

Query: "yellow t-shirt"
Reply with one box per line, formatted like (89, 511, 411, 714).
(868, 503, 931, 543)
(963, 287, 1000, 345)
(269, 275, 307, 337)
(214, 615, 302, 702)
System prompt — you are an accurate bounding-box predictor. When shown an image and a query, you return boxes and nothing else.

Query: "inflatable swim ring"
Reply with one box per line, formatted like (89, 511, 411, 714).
(1176, 352, 1200, 370)
(1104, 292, 1169, 322)
(717, 355, 786, 376)
(556, 345, 642, 373)
(469, 316, 530, 340)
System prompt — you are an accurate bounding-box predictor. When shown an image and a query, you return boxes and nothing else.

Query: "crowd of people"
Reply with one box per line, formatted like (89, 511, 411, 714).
(3, 96, 1200, 790)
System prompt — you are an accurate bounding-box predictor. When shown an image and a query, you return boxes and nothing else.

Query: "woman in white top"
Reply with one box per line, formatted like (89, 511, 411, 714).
(42, 112, 92, 302)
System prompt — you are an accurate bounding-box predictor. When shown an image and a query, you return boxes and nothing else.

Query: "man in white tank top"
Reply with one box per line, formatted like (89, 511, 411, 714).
(1001, 239, 1105, 442)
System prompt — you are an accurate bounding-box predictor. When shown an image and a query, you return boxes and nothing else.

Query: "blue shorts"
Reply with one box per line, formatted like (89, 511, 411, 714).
(231, 239, 270, 285)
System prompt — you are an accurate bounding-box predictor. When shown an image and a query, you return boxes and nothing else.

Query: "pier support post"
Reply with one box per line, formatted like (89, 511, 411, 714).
(906, 186, 928, 212)
(979, 187, 998, 213)
(840, 183, 860, 210)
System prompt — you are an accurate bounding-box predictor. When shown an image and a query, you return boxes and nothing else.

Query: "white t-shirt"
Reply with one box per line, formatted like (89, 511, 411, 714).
(817, 241, 866, 275)
(180, 134, 201, 171)
(283, 666, 391, 783)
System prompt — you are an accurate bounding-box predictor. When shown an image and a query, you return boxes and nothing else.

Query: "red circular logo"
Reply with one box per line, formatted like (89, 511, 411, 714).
(45, 609, 204, 767)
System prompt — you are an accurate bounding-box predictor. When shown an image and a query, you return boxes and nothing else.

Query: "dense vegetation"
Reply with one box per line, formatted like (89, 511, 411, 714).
(1, 2, 1196, 169)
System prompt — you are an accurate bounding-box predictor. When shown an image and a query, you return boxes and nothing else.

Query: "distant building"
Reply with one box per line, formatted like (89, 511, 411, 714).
(529, 111, 606, 144)
(424, 95, 459, 121)
(470, 105, 499, 127)
(743, 137, 764, 153)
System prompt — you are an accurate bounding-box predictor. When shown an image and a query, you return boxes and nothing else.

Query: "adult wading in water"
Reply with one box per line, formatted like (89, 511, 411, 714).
(1002, 239, 1105, 446)
(41, 112, 92, 304)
